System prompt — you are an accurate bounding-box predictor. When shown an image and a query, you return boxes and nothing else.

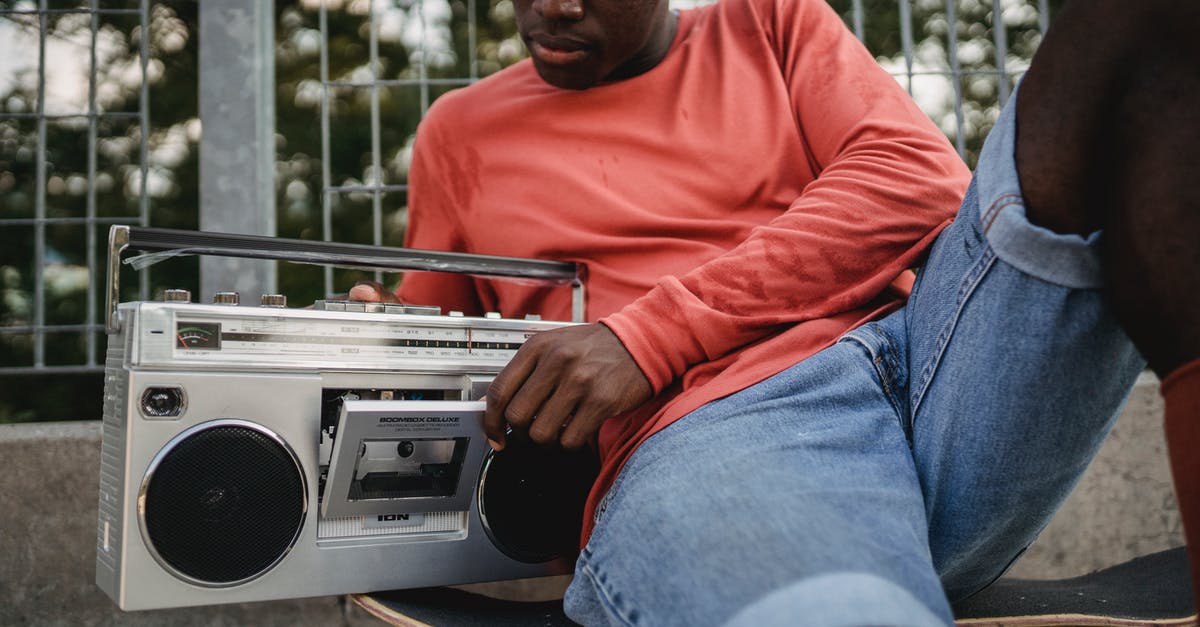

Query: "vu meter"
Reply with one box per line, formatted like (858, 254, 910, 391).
(175, 322, 221, 350)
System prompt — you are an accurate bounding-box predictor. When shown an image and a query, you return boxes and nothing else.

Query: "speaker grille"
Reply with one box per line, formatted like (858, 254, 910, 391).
(143, 424, 305, 585)
(479, 436, 596, 564)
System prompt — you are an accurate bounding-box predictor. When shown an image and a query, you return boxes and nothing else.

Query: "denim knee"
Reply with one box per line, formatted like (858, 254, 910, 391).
(724, 573, 949, 627)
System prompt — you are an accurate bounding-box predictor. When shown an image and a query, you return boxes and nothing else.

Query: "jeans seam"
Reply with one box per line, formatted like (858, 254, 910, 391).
(840, 330, 906, 434)
(576, 548, 639, 627)
(911, 246, 998, 419)
(980, 193, 1023, 235)
(873, 355, 900, 410)
(873, 329, 904, 419)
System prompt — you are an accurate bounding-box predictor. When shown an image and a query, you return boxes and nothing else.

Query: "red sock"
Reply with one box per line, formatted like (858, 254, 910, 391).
(1163, 357, 1200, 610)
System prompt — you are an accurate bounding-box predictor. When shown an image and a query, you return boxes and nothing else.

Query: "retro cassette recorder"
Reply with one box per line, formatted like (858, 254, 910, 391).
(96, 226, 596, 610)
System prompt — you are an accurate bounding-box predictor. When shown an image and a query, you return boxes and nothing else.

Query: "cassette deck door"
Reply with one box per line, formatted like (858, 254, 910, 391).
(322, 400, 487, 518)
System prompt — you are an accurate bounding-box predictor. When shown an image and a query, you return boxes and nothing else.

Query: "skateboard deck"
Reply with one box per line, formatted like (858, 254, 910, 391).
(351, 586, 576, 626)
(352, 547, 1195, 626)
(953, 547, 1196, 626)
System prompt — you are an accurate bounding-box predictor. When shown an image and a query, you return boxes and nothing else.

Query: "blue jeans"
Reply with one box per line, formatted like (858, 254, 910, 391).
(562, 91, 1145, 626)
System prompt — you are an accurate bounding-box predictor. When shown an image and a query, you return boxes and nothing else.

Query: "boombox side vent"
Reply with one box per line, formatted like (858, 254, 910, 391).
(96, 332, 130, 588)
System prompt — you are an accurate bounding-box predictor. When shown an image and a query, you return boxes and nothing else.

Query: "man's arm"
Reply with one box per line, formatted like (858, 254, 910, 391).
(485, 0, 969, 449)
(604, 0, 969, 394)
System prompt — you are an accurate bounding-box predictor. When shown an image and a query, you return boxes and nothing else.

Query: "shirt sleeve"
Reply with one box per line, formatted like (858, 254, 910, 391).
(396, 109, 488, 316)
(600, 0, 971, 394)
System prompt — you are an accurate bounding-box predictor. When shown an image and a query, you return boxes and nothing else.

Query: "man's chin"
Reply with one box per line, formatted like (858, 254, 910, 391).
(532, 62, 599, 91)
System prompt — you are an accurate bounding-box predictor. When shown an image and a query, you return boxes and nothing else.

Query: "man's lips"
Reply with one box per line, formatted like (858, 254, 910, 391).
(528, 36, 591, 65)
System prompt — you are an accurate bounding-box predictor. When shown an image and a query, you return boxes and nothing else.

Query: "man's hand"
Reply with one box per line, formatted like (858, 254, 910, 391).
(484, 323, 653, 451)
(347, 280, 400, 303)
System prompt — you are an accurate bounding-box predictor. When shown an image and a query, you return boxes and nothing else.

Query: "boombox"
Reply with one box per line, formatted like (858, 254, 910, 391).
(96, 226, 596, 611)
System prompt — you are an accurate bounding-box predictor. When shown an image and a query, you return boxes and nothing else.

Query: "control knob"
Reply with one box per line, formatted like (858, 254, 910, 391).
(163, 289, 191, 303)
(260, 294, 287, 308)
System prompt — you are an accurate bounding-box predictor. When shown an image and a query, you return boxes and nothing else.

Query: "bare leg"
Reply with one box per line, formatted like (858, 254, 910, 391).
(1016, 0, 1200, 376)
(1016, 1, 1200, 606)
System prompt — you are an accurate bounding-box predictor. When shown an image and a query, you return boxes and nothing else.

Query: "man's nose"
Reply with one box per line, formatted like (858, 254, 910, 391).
(533, 0, 584, 21)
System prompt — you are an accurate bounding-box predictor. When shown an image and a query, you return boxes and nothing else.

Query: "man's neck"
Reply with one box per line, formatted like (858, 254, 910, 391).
(604, 10, 680, 83)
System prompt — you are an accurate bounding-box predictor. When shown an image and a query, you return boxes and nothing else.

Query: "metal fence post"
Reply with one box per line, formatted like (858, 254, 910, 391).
(197, 0, 277, 302)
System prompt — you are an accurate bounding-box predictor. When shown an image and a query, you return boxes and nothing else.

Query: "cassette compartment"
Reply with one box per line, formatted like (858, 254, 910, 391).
(317, 388, 453, 502)
(320, 399, 487, 518)
(350, 437, 467, 500)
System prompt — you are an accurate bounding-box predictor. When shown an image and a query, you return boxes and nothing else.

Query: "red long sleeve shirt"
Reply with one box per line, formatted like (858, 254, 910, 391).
(398, 0, 971, 541)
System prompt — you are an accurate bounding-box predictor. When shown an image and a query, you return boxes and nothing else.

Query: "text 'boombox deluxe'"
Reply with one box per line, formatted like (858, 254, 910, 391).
(96, 226, 596, 611)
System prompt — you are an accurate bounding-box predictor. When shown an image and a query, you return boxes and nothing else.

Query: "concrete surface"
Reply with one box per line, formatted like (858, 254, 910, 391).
(0, 374, 1183, 624)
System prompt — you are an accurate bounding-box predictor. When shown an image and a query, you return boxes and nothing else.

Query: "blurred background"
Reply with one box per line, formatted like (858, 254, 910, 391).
(0, 0, 1063, 422)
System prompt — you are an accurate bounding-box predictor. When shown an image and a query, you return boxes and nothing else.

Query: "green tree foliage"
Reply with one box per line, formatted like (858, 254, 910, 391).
(0, 2, 199, 422)
(828, 0, 1064, 165)
(273, 0, 525, 306)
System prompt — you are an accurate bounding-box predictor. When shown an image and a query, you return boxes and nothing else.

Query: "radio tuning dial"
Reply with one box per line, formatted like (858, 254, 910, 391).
(213, 292, 240, 306)
(163, 289, 191, 303)
(260, 294, 287, 308)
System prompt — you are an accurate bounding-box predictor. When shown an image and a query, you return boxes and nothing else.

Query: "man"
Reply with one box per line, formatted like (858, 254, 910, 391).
(351, 0, 1198, 622)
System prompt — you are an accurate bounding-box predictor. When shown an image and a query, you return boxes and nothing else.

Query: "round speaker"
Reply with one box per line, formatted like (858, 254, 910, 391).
(139, 420, 307, 587)
(478, 434, 598, 564)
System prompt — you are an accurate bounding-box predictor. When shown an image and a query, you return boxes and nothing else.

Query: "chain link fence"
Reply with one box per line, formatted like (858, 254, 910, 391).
(0, 0, 1057, 421)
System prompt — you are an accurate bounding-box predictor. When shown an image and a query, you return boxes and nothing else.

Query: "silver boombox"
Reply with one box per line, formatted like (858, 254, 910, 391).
(96, 226, 596, 611)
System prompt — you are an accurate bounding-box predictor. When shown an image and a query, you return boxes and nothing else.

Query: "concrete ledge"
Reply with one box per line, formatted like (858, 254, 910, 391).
(0, 374, 1183, 623)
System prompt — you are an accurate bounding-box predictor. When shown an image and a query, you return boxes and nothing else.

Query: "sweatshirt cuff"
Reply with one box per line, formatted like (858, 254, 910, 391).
(599, 281, 710, 395)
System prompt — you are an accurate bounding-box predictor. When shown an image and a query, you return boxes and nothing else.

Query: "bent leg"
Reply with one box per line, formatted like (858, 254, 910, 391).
(724, 573, 945, 627)
(563, 341, 950, 626)
(902, 88, 1143, 600)
(1098, 27, 1200, 613)
(1017, 0, 1200, 606)
(1016, 0, 1200, 376)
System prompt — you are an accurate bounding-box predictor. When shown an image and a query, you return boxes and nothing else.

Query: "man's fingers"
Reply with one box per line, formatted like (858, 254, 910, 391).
(503, 360, 559, 432)
(560, 400, 607, 450)
(526, 386, 581, 445)
(483, 346, 541, 448)
(347, 281, 399, 303)
(346, 284, 378, 301)
(559, 370, 648, 449)
(486, 323, 653, 449)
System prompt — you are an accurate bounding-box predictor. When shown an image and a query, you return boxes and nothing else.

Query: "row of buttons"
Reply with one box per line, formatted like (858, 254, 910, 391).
(313, 300, 443, 316)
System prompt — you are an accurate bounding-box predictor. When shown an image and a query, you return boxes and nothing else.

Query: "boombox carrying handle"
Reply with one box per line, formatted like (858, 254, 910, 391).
(105, 225, 586, 333)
